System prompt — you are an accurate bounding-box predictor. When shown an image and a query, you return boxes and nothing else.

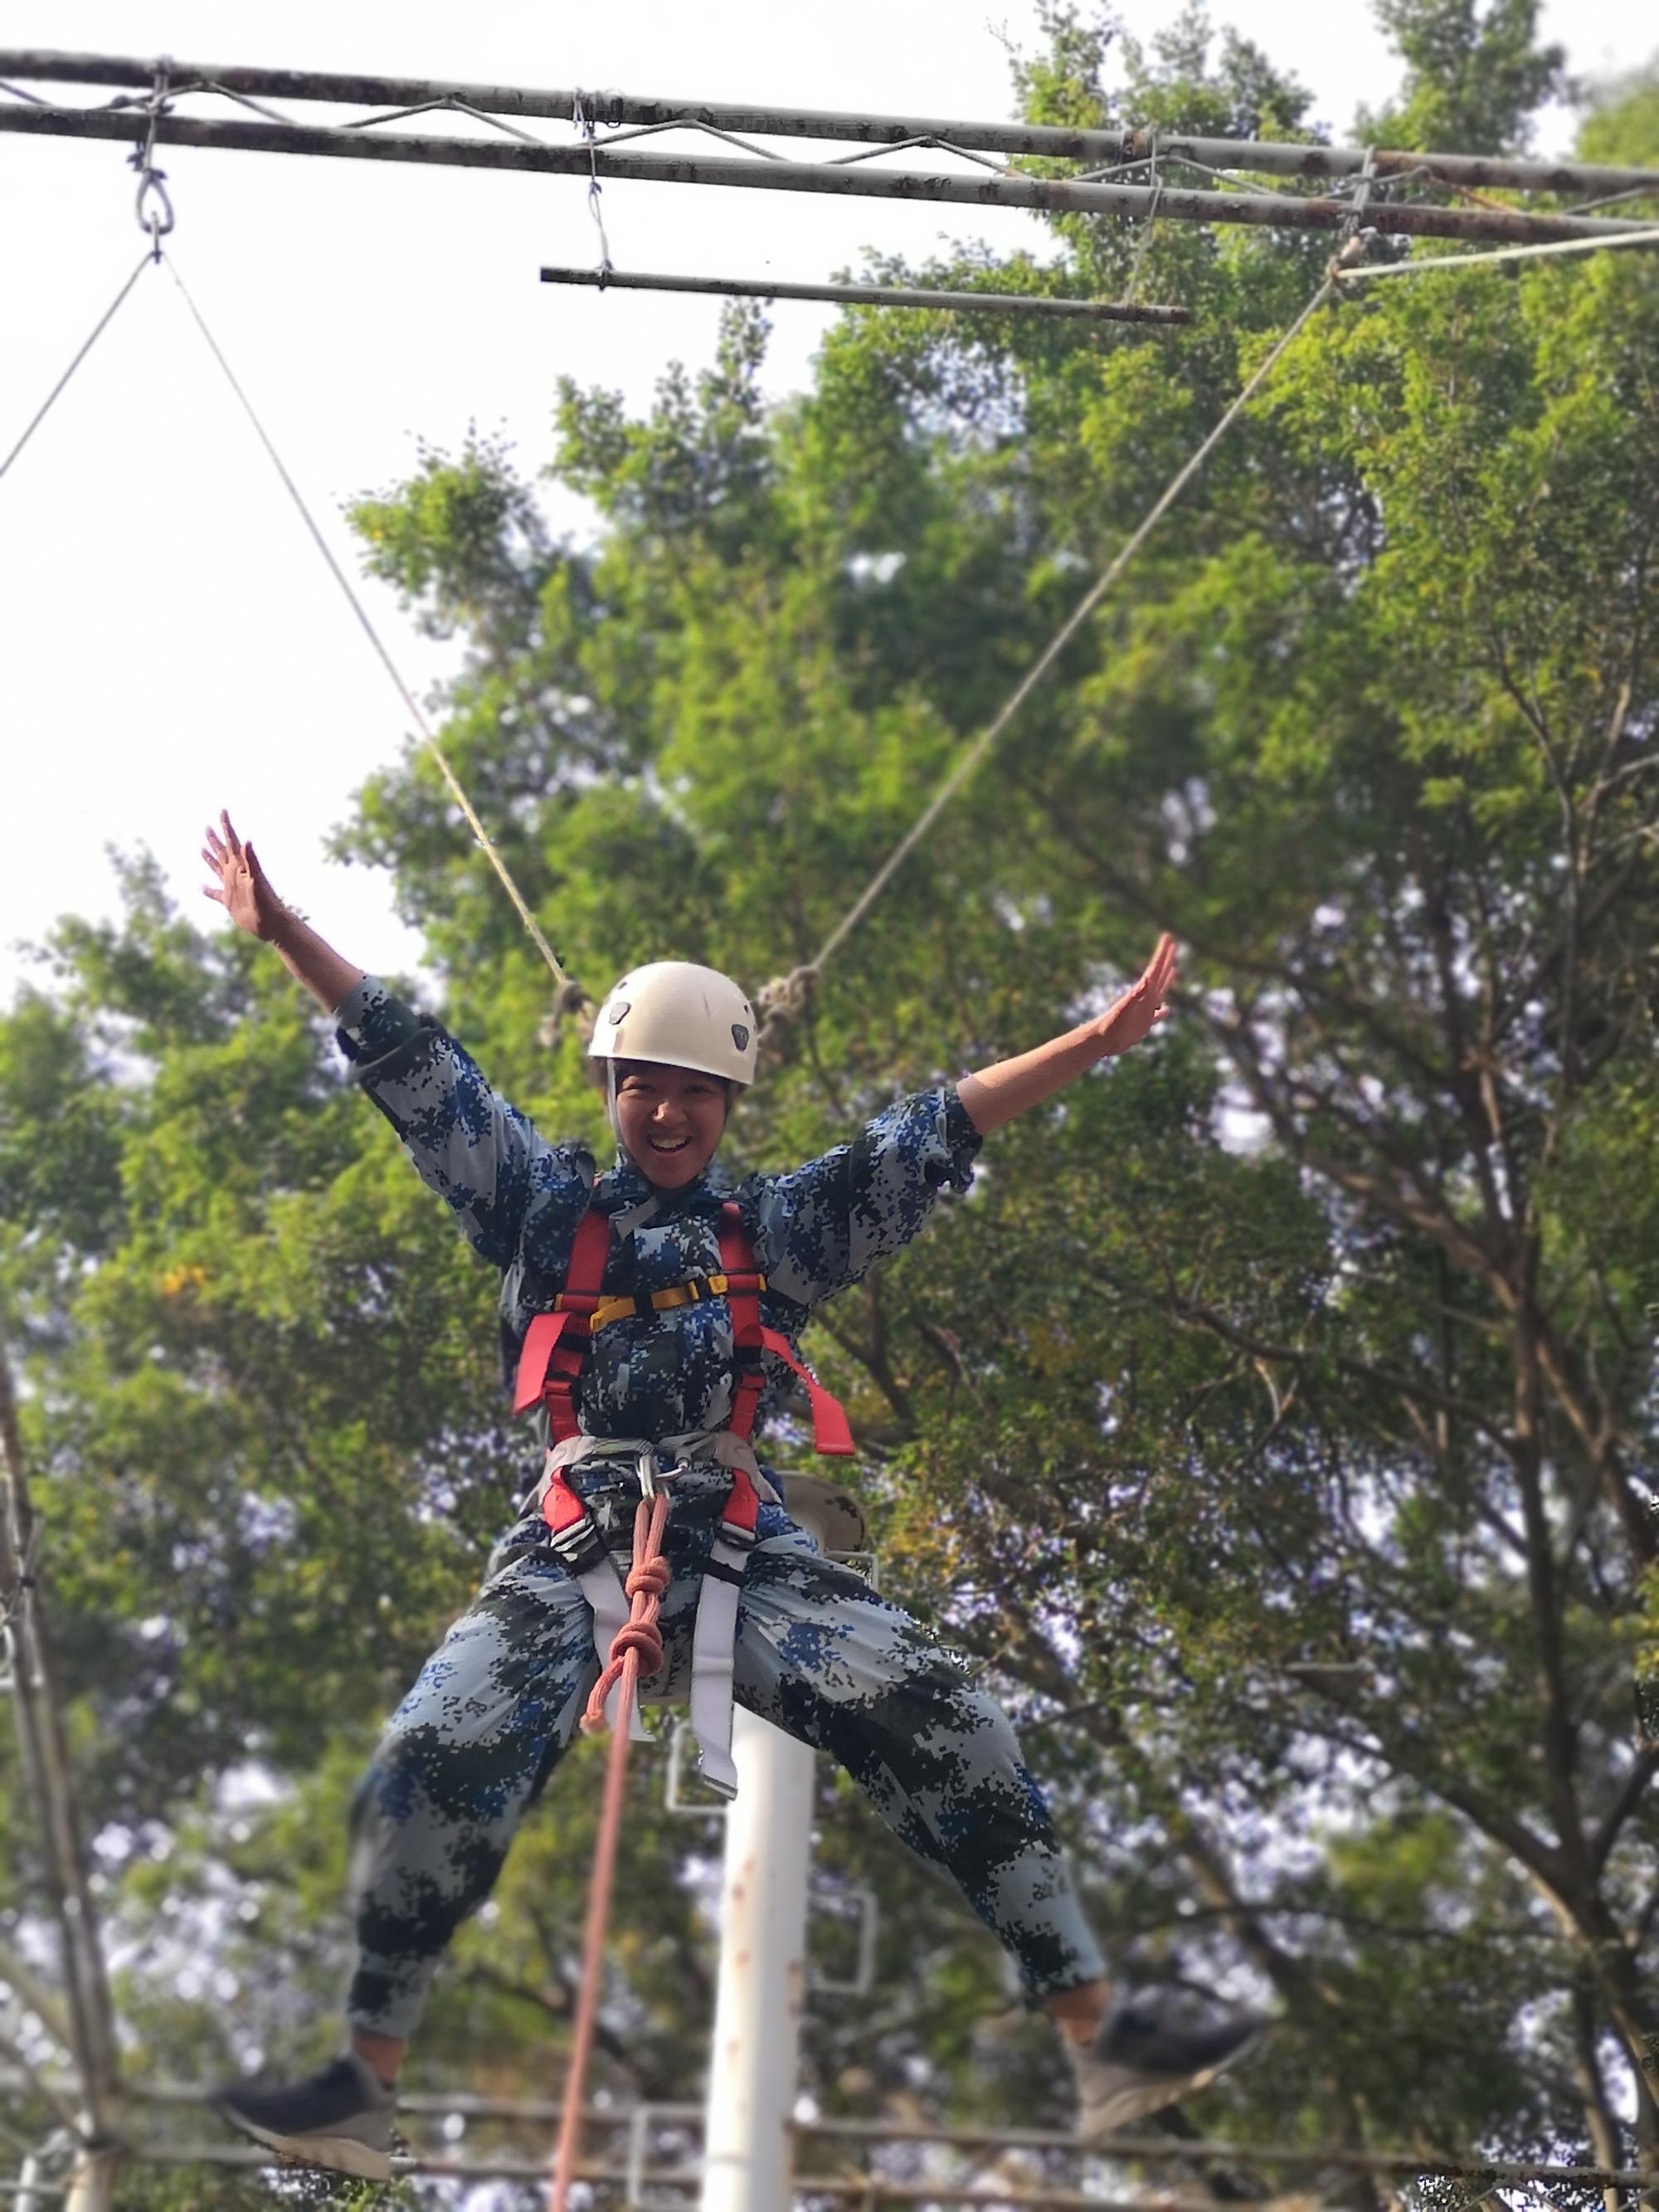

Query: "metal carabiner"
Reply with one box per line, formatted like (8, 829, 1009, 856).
(134, 168, 175, 256)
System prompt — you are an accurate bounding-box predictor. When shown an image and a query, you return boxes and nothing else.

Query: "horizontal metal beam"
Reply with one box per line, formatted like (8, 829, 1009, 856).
(0, 103, 1645, 245)
(4, 2078, 1646, 2183)
(4, 50, 1659, 197)
(79, 2142, 1233, 2206)
(540, 264, 1192, 323)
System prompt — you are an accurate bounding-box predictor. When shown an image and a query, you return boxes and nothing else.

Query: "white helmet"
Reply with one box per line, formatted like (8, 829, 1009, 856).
(589, 961, 759, 1087)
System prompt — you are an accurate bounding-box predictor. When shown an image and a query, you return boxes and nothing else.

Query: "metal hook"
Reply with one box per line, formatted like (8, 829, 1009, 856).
(129, 55, 176, 255)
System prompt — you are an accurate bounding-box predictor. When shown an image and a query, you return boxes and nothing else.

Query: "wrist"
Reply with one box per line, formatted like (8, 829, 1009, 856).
(262, 902, 302, 950)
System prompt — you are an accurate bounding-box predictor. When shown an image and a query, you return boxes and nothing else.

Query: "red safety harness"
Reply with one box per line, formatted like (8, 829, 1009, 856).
(510, 1198, 854, 1792)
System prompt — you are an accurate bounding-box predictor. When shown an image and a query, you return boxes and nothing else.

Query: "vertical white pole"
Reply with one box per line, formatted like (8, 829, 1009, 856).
(698, 1477, 866, 2212)
(698, 1708, 815, 2212)
(62, 2146, 116, 2212)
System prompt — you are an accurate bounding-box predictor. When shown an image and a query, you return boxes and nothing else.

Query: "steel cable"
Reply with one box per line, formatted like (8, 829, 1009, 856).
(158, 251, 573, 988)
(0, 251, 153, 482)
(808, 265, 1340, 977)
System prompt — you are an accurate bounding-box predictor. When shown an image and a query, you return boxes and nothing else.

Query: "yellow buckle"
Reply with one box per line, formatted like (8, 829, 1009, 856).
(584, 1271, 766, 1337)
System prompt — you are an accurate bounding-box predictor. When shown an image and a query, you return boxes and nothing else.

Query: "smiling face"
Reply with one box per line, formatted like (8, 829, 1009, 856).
(611, 1060, 732, 1191)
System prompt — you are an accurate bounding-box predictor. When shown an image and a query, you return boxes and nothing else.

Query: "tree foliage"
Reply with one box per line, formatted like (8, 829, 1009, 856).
(4, 6, 1658, 2204)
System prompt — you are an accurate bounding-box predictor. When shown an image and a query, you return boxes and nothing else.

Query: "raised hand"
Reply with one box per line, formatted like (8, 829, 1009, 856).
(1096, 933, 1178, 1057)
(202, 811, 285, 942)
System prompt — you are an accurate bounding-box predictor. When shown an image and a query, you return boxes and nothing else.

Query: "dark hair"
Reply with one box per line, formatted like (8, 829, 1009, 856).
(597, 1059, 736, 1108)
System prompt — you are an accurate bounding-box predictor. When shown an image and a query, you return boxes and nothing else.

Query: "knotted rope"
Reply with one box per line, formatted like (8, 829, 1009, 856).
(581, 1503, 672, 1732)
(547, 1489, 671, 2211)
(538, 977, 598, 1053)
(754, 962, 820, 1068)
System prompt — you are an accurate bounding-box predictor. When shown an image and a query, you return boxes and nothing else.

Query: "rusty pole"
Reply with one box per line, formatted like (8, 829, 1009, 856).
(3, 50, 1659, 199)
(0, 100, 1652, 246)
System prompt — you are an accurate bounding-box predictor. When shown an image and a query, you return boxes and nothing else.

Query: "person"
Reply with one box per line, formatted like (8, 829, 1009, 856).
(200, 811, 1261, 2180)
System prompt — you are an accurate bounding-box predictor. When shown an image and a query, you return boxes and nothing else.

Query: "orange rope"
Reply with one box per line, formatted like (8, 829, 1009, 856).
(547, 1490, 672, 2211)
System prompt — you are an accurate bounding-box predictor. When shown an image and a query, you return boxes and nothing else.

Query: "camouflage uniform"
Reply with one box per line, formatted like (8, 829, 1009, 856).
(336, 978, 1106, 2039)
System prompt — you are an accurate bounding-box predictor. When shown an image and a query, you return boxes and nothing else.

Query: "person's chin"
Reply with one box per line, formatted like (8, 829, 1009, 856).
(639, 1146, 703, 1189)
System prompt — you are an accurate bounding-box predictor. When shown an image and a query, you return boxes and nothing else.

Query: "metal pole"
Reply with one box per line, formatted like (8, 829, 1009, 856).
(700, 1709, 815, 2212)
(1, 2075, 1650, 2191)
(540, 266, 1191, 322)
(699, 1481, 866, 2212)
(0, 104, 1648, 245)
(60, 2149, 113, 2212)
(0, 1330, 119, 2148)
(3, 51, 1659, 197)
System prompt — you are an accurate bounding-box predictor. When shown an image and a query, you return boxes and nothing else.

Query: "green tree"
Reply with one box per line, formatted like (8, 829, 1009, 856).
(5, 7, 1657, 2206)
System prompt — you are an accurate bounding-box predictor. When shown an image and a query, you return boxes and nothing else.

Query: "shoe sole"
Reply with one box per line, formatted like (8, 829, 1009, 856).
(1080, 2022, 1267, 2142)
(214, 2100, 394, 2182)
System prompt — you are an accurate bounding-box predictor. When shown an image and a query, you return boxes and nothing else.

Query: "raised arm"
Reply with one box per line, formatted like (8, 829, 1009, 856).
(202, 811, 363, 1012)
(201, 811, 581, 1273)
(956, 934, 1178, 1134)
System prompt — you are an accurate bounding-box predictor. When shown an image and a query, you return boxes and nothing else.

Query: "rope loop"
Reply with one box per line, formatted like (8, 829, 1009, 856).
(129, 56, 176, 258)
(756, 963, 820, 1070)
(757, 963, 818, 1030)
(595, 1617, 665, 1678)
(571, 88, 615, 276)
(134, 170, 175, 255)
(580, 1493, 672, 1737)
(539, 976, 596, 1051)
(1328, 145, 1378, 281)
(624, 1553, 671, 1604)
(1121, 130, 1163, 307)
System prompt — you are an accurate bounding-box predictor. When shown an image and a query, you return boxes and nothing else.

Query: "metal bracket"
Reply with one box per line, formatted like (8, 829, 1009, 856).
(809, 1883, 879, 1997)
(624, 2101, 704, 2210)
(663, 1718, 730, 1820)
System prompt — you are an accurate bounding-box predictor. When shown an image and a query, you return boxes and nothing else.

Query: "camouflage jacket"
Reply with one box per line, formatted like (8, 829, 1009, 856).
(335, 977, 980, 1449)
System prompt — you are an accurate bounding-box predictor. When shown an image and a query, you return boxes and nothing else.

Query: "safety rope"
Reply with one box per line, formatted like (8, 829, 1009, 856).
(796, 262, 1340, 990)
(157, 252, 575, 990)
(547, 1489, 671, 2212)
(0, 251, 154, 482)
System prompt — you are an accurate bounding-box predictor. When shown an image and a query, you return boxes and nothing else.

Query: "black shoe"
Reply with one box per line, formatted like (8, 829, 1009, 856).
(215, 2052, 397, 2180)
(1071, 1998, 1265, 2140)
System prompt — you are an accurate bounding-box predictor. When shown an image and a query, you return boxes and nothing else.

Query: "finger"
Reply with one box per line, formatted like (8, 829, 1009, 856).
(246, 840, 270, 884)
(220, 810, 243, 859)
(201, 886, 226, 906)
(203, 825, 227, 861)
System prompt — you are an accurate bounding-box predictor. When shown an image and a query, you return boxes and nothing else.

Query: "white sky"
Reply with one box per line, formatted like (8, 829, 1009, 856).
(1, 0, 1651, 1006)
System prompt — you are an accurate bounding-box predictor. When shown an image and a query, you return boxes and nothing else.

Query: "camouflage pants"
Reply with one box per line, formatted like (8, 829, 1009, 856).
(347, 1469, 1105, 2037)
